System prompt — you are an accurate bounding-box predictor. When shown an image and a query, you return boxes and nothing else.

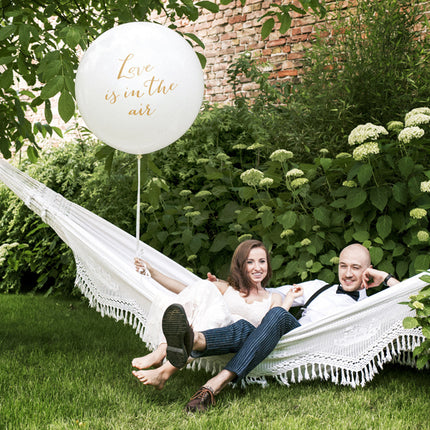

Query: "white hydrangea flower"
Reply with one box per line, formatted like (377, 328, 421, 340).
(417, 230, 429, 242)
(398, 126, 425, 144)
(330, 256, 340, 265)
(319, 148, 329, 154)
(238, 234, 253, 242)
(301, 238, 311, 246)
(405, 107, 430, 121)
(405, 113, 430, 127)
(258, 205, 272, 212)
(286, 168, 304, 178)
(247, 142, 265, 150)
(0, 242, 20, 266)
(420, 180, 430, 193)
(187, 254, 197, 262)
(233, 144, 247, 150)
(216, 152, 230, 162)
(348, 123, 388, 146)
(195, 190, 212, 198)
(352, 142, 380, 161)
(280, 229, 294, 238)
(291, 178, 309, 189)
(196, 158, 210, 164)
(342, 180, 357, 188)
(336, 152, 352, 159)
(409, 208, 427, 219)
(185, 211, 201, 218)
(240, 168, 265, 186)
(259, 177, 274, 187)
(183, 205, 193, 211)
(270, 149, 294, 162)
(179, 190, 192, 197)
(387, 121, 404, 132)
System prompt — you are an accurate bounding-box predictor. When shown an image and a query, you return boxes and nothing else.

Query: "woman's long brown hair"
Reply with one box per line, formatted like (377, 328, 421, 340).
(227, 239, 272, 296)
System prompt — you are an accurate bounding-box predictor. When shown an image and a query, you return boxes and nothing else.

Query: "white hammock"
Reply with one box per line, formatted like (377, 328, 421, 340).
(0, 158, 428, 388)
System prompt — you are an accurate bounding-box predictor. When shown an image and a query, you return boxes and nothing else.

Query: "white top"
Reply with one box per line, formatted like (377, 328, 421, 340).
(270, 279, 367, 325)
(223, 286, 272, 327)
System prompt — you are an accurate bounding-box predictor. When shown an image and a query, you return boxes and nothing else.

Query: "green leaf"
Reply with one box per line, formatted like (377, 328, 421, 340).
(209, 232, 230, 252)
(261, 18, 275, 40)
(313, 207, 331, 227)
(0, 68, 13, 89)
(399, 156, 414, 178)
(403, 316, 419, 329)
(369, 246, 383, 265)
(261, 210, 274, 228)
(416, 355, 429, 370)
(352, 230, 369, 242)
(277, 211, 297, 229)
(58, 91, 75, 123)
(415, 255, 430, 272)
(184, 32, 205, 49)
(40, 75, 64, 99)
(376, 215, 392, 239)
(279, 12, 292, 34)
(64, 26, 82, 49)
(26, 145, 39, 162)
(271, 254, 284, 270)
(393, 183, 408, 205)
(238, 186, 256, 201)
(0, 24, 16, 41)
(196, 52, 206, 68)
(370, 187, 389, 211)
(396, 260, 409, 279)
(422, 327, 430, 338)
(357, 163, 373, 186)
(346, 188, 367, 209)
(195, 1, 219, 13)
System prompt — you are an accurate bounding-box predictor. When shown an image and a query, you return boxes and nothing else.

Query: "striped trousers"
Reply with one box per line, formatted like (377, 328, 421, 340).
(190, 306, 300, 381)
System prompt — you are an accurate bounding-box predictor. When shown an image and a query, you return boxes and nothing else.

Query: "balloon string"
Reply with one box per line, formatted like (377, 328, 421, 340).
(136, 154, 142, 256)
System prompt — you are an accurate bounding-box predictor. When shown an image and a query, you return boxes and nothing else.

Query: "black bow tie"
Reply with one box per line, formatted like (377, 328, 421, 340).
(336, 285, 360, 301)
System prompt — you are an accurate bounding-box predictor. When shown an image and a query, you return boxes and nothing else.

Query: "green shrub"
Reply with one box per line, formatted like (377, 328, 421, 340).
(288, 0, 430, 154)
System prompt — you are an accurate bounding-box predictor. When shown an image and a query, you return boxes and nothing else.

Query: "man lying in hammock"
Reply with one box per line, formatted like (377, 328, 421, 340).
(161, 243, 399, 413)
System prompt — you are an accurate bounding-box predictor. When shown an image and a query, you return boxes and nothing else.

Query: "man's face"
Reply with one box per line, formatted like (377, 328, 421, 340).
(337, 247, 370, 291)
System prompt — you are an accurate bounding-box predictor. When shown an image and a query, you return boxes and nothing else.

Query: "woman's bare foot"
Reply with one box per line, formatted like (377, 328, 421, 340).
(132, 362, 178, 390)
(132, 343, 167, 369)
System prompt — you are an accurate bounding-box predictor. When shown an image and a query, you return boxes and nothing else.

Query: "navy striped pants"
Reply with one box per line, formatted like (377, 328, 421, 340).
(190, 307, 300, 381)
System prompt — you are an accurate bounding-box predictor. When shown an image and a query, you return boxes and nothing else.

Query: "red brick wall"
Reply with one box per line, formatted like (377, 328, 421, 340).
(173, 0, 429, 104)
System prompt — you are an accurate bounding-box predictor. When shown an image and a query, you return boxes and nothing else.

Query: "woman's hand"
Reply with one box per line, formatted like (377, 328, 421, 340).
(135, 257, 151, 275)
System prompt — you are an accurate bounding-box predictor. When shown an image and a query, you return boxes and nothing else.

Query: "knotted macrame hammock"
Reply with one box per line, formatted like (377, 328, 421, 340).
(0, 158, 428, 388)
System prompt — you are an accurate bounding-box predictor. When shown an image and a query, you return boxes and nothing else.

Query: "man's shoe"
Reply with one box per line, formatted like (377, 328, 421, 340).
(162, 303, 193, 369)
(185, 386, 216, 413)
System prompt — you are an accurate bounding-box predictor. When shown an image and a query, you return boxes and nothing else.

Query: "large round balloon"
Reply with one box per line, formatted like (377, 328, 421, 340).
(75, 22, 204, 154)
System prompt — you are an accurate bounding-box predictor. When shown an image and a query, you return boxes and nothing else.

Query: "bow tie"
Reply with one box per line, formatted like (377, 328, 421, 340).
(336, 285, 360, 301)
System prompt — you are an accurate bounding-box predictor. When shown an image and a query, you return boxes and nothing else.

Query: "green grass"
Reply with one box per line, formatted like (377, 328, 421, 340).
(0, 295, 429, 430)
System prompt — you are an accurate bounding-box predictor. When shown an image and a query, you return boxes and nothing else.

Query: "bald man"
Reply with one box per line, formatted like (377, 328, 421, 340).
(163, 244, 399, 412)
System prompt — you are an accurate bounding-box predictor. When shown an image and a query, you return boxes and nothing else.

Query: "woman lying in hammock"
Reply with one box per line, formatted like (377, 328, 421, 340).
(131, 239, 303, 389)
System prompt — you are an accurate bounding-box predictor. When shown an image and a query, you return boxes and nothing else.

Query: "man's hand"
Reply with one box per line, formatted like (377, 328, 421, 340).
(362, 267, 399, 289)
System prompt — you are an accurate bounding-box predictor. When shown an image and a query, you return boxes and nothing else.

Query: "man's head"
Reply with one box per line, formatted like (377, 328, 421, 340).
(338, 244, 371, 291)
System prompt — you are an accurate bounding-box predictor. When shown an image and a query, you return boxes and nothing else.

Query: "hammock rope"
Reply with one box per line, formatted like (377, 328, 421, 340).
(0, 158, 428, 387)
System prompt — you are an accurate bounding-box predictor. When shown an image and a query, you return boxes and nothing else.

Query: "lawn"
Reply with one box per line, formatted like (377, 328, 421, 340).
(0, 294, 429, 430)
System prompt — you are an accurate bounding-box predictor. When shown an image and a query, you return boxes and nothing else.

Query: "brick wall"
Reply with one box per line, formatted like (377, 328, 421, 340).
(173, 0, 429, 104)
(174, 0, 339, 103)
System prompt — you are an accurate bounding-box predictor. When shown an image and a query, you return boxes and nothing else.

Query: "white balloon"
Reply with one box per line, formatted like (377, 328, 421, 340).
(75, 22, 204, 154)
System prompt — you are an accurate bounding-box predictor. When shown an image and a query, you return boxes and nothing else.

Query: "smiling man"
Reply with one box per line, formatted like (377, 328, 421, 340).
(162, 243, 399, 413)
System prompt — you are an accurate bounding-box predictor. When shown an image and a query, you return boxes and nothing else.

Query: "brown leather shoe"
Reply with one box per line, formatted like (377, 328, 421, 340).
(185, 386, 216, 413)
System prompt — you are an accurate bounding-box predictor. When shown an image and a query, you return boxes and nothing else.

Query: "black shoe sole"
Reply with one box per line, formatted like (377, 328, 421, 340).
(162, 303, 193, 369)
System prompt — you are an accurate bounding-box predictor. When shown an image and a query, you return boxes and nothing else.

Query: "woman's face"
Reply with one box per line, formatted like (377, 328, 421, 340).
(245, 247, 268, 287)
